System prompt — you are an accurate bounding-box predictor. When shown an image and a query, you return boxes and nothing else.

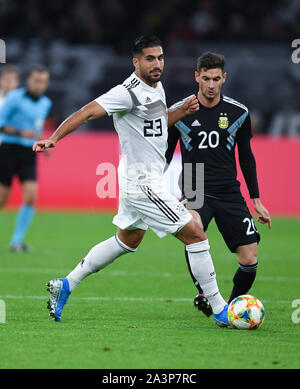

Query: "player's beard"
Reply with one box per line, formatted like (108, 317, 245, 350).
(140, 68, 162, 85)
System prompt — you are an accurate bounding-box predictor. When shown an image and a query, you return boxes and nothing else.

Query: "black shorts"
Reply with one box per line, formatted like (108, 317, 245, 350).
(0, 143, 37, 186)
(194, 196, 260, 253)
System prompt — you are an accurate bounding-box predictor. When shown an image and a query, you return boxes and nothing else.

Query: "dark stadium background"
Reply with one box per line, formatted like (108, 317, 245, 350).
(1, 0, 300, 215)
(1, 0, 300, 373)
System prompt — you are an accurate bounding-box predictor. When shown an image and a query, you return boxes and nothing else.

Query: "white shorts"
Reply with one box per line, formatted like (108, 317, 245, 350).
(113, 185, 192, 238)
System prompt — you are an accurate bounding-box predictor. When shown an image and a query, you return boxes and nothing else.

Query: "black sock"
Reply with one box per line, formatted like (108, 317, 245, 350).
(184, 248, 204, 294)
(228, 262, 258, 303)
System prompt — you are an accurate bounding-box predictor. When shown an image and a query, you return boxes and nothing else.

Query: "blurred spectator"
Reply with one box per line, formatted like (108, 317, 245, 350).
(188, 0, 219, 39)
(1, 0, 300, 50)
(1, 0, 299, 135)
(0, 65, 19, 106)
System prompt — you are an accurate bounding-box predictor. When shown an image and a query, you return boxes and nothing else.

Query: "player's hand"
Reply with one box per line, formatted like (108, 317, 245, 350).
(253, 199, 271, 229)
(182, 95, 199, 115)
(33, 139, 56, 152)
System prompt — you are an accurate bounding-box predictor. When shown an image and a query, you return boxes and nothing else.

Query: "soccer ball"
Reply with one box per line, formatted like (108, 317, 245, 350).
(228, 295, 265, 330)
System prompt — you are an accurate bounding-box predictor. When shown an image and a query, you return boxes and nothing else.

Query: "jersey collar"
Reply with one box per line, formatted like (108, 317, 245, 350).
(133, 72, 160, 92)
(197, 93, 223, 109)
(25, 89, 42, 102)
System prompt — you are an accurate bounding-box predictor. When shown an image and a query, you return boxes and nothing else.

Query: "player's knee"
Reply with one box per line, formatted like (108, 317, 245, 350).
(188, 212, 206, 240)
(116, 230, 144, 250)
(238, 252, 258, 266)
(23, 191, 37, 207)
(0, 195, 9, 208)
(22, 182, 37, 206)
(0, 187, 10, 208)
(176, 212, 206, 244)
(237, 243, 258, 266)
(25, 198, 36, 207)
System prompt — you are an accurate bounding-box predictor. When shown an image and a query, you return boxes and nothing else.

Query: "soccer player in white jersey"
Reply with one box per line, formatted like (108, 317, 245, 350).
(33, 35, 230, 327)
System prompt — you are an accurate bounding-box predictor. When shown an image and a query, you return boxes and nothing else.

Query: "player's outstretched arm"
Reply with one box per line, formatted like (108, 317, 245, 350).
(33, 101, 107, 152)
(168, 95, 199, 127)
(253, 198, 272, 229)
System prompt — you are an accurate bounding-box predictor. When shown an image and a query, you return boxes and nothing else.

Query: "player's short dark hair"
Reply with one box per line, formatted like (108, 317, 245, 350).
(132, 35, 162, 57)
(28, 64, 49, 76)
(197, 52, 226, 73)
(0, 64, 19, 76)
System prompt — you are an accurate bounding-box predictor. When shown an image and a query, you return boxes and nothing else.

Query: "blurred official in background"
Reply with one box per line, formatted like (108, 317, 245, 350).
(0, 65, 51, 252)
(0, 65, 19, 107)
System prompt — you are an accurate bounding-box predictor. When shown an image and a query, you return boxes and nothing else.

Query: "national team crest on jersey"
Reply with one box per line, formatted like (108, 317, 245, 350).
(218, 112, 229, 129)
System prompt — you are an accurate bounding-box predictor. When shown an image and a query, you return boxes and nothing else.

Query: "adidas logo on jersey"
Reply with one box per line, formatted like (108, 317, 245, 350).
(145, 97, 151, 103)
(191, 120, 201, 126)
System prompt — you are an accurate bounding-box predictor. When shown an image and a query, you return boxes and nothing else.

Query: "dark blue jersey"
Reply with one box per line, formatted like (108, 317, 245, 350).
(166, 94, 259, 201)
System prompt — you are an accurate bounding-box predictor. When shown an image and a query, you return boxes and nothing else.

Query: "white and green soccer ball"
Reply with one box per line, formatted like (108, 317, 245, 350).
(228, 295, 265, 330)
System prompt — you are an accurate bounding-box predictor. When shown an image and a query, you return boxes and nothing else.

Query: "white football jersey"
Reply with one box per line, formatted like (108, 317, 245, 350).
(94, 73, 168, 194)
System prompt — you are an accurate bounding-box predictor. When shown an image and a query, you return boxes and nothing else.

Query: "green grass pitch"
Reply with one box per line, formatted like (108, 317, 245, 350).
(0, 211, 299, 369)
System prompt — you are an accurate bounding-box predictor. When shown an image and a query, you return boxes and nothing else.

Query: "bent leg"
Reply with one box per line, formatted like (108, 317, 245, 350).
(236, 242, 258, 266)
(228, 243, 258, 303)
(175, 211, 227, 315)
(10, 180, 37, 247)
(179, 210, 207, 295)
(175, 210, 206, 244)
(0, 183, 10, 209)
(0, 143, 14, 208)
(66, 228, 145, 291)
(182, 203, 214, 296)
(117, 227, 146, 249)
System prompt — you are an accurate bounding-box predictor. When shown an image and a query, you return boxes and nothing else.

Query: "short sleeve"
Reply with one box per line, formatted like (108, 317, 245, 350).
(94, 85, 133, 116)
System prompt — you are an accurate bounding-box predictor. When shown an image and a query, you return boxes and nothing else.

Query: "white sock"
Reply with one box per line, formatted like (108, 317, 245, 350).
(186, 239, 226, 314)
(66, 235, 136, 292)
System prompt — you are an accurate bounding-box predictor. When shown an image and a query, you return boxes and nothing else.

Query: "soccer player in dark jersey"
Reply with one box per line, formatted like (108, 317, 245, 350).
(165, 52, 271, 316)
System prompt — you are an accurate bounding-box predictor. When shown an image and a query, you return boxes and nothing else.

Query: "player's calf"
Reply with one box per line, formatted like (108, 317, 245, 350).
(176, 217, 227, 319)
(228, 262, 258, 303)
(66, 234, 138, 292)
(46, 234, 139, 322)
(228, 243, 258, 303)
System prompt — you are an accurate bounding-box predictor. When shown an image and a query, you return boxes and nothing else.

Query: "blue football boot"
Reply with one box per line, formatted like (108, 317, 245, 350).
(213, 304, 231, 327)
(46, 278, 70, 322)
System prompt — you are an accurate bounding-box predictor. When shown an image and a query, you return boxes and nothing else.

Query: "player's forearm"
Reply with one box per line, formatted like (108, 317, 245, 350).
(49, 109, 89, 143)
(253, 198, 261, 206)
(168, 107, 185, 127)
(237, 137, 259, 198)
(49, 101, 106, 143)
(240, 161, 260, 199)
